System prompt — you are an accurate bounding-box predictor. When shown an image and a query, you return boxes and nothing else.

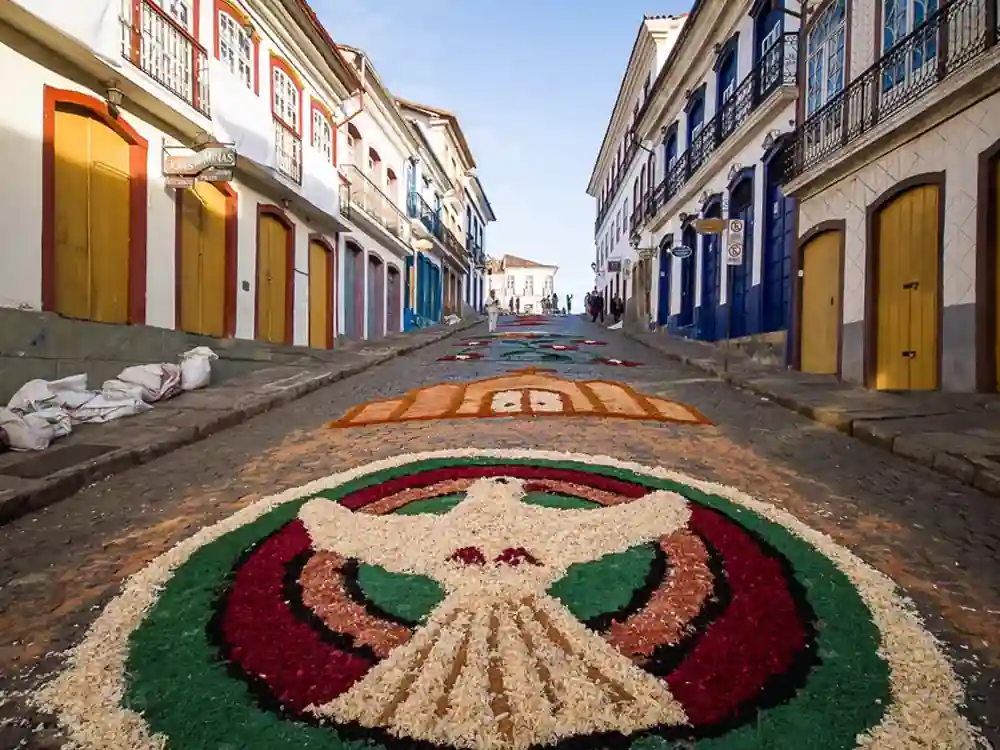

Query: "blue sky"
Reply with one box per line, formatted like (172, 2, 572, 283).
(314, 0, 690, 305)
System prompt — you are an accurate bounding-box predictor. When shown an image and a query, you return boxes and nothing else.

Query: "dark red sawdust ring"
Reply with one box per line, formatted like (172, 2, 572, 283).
(219, 463, 812, 732)
(216, 520, 375, 715)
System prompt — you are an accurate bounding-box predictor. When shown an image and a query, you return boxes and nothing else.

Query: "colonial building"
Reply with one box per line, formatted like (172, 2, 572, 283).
(782, 0, 1000, 394)
(487, 255, 558, 314)
(0, 0, 494, 395)
(630, 0, 801, 352)
(396, 98, 495, 318)
(587, 15, 687, 319)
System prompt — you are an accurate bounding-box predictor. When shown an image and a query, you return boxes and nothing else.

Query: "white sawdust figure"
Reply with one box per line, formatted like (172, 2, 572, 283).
(299, 476, 691, 750)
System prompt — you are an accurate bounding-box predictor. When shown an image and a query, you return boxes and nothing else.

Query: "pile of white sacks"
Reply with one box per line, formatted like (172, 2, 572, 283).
(0, 346, 218, 452)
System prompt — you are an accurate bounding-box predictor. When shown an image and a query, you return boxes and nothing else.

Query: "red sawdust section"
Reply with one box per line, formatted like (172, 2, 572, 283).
(328, 368, 712, 428)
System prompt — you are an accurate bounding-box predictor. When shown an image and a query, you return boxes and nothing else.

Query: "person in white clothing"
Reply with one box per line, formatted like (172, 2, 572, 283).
(485, 291, 501, 333)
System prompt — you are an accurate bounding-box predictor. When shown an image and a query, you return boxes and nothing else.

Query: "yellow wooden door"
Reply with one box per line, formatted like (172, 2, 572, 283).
(179, 182, 227, 336)
(53, 106, 131, 323)
(308, 240, 331, 348)
(875, 184, 940, 390)
(799, 230, 842, 374)
(257, 215, 289, 343)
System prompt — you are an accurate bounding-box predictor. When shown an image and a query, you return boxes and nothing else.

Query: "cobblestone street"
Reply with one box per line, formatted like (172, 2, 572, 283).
(1, 315, 998, 749)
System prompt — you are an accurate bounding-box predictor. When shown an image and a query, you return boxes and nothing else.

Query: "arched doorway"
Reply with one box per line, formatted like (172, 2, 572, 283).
(42, 87, 149, 324)
(728, 171, 755, 339)
(308, 235, 335, 349)
(367, 253, 385, 339)
(977, 139, 1000, 392)
(343, 240, 364, 338)
(679, 224, 697, 327)
(761, 148, 795, 334)
(866, 176, 942, 390)
(176, 181, 237, 337)
(699, 198, 722, 341)
(657, 239, 672, 326)
(255, 205, 294, 344)
(797, 223, 844, 375)
(386, 265, 401, 333)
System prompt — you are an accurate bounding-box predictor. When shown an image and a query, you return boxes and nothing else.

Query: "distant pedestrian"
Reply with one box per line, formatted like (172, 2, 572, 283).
(485, 291, 501, 333)
(590, 292, 605, 324)
(515, 297, 521, 314)
(567, 294, 573, 314)
(611, 294, 624, 324)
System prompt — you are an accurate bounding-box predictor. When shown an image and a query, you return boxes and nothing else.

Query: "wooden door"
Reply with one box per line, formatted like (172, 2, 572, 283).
(308, 240, 331, 348)
(874, 185, 940, 390)
(53, 106, 131, 323)
(800, 230, 842, 374)
(995, 161, 1000, 391)
(178, 182, 227, 336)
(729, 184, 755, 338)
(257, 214, 289, 344)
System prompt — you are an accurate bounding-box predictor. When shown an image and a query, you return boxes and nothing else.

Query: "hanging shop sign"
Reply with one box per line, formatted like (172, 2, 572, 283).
(163, 145, 237, 177)
(692, 218, 725, 234)
(670, 245, 694, 259)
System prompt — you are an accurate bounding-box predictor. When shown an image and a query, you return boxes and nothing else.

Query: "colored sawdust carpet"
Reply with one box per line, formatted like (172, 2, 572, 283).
(35, 450, 985, 749)
(439, 334, 640, 366)
(327, 368, 707, 427)
(498, 315, 552, 328)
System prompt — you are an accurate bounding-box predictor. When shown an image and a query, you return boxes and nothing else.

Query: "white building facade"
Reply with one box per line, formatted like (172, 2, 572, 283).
(0, 0, 493, 377)
(586, 15, 686, 319)
(631, 0, 801, 350)
(487, 256, 558, 314)
(782, 0, 1000, 393)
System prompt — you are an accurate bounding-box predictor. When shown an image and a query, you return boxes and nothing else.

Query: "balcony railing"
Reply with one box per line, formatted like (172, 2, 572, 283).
(408, 191, 441, 237)
(343, 165, 408, 240)
(594, 136, 639, 234)
(637, 32, 798, 228)
(120, 0, 210, 115)
(441, 223, 464, 257)
(273, 119, 302, 184)
(786, 0, 996, 181)
(467, 234, 486, 267)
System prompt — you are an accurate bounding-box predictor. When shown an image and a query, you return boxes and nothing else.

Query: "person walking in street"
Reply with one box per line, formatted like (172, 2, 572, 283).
(567, 294, 573, 314)
(611, 294, 624, 324)
(485, 291, 501, 333)
(590, 290, 605, 323)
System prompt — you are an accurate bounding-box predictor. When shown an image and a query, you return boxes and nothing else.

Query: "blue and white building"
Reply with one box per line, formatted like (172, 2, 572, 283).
(631, 0, 800, 358)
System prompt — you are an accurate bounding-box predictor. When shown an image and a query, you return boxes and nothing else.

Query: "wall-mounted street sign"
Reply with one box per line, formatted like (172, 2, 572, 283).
(670, 245, 693, 259)
(607, 259, 622, 273)
(725, 218, 745, 266)
(163, 168, 235, 189)
(692, 217, 725, 234)
(163, 145, 237, 177)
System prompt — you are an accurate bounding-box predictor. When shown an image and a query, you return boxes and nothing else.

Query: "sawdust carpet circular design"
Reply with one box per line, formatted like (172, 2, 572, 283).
(37, 451, 984, 749)
(439, 334, 641, 366)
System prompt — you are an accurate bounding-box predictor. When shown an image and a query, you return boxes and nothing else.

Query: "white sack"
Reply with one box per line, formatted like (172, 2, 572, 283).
(70, 393, 152, 424)
(180, 347, 218, 391)
(116, 363, 182, 402)
(7, 374, 90, 412)
(0, 407, 71, 451)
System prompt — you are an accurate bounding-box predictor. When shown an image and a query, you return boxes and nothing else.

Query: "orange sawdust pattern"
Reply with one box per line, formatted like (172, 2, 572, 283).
(328, 368, 712, 428)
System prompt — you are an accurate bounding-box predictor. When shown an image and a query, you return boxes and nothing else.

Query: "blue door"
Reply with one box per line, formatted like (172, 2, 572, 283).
(700, 227, 720, 341)
(679, 226, 697, 327)
(729, 178, 755, 339)
(761, 165, 794, 333)
(343, 244, 360, 338)
(657, 246, 671, 326)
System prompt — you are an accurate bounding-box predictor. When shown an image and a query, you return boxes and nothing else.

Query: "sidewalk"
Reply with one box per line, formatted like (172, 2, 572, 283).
(0, 319, 481, 525)
(625, 327, 1000, 497)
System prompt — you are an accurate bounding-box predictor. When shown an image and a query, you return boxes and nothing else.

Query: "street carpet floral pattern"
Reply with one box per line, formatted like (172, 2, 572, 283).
(439, 334, 640, 366)
(36, 450, 985, 750)
(327, 369, 710, 428)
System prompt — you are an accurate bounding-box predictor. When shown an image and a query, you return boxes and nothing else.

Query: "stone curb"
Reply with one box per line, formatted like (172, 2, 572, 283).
(0, 319, 483, 526)
(623, 329, 1000, 498)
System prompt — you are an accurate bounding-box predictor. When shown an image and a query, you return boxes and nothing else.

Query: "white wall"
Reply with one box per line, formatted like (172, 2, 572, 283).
(799, 90, 1000, 325)
(0, 41, 343, 345)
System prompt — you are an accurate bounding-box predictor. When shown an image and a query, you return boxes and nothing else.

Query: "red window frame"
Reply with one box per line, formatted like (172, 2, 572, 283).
(213, 0, 260, 94)
(310, 97, 335, 164)
(270, 53, 304, 136)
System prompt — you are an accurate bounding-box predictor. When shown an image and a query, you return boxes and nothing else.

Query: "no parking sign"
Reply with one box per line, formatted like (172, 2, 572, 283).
(726, 219, 745, 266)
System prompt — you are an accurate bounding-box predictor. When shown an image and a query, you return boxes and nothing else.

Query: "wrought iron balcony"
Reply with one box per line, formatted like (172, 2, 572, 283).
(408, 191, 441, 238)
(639, 32, 798, 228)
(119, 0, 210, 115)
(342, 165, 408, 240)
(594, 135, 639, 234)
(785, 0, 996, 182)
(273, 118, 302, 184)
(441, 223, 464, 257)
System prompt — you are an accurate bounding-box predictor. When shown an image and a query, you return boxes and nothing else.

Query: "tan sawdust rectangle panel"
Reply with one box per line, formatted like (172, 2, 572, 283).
(402, 384, 464, 420)
(585, 382, 646, 416)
